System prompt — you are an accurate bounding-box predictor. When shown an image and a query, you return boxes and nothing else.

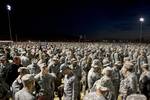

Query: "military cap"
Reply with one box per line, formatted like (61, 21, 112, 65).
(126, 94, 147, 100)
(141, 63, 149, 68)
(124, 62, 134, 70)
(114, 61, 122, 66)
(60, 63, 70, 72)
(96, 84, 109, 91)
(71, 58, 77, 62)
(102, 67, 112, 75)
(102, 58, 111, 67)
(0, 56, 6, 61)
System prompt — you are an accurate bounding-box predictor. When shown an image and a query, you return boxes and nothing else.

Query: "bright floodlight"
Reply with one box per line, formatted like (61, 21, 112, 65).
(139, 17, 144, 22)
(6, 5, 11, 11)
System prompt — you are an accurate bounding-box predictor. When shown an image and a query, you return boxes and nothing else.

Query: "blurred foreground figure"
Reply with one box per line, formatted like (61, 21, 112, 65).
(126, 94, 147, 100)
(83, 84, 109, 100)
(15, 74, 35, 100)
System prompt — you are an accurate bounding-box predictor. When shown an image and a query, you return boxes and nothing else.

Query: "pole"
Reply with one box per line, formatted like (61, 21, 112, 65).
(7, 10, 13, 41)
(140, 22, 142, 42)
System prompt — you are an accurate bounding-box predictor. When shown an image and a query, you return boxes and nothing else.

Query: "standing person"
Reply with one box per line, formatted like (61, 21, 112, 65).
(12, 67, 30, 96)
(27, 58, 40, 76)
(34, 63, 55, 100)
(20, 51, 30, 67)
(6, 56, 23, 87)
(0, 56, 10, 80)
(137, 50, 148, 77)
(139, 63, 150, 100)
(15, 74, 35, 100)
(112, 61, 121, 100)
(60, 63, 79, 100)
(119, 62, 138, 100)
(93, 67, 115, 100)
(87, 59, 101, 91)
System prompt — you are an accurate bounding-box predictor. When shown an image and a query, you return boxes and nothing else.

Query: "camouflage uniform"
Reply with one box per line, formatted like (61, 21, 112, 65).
(63, 73, 79, 100)
(27, 63, 40, 76)
(83, 92, 107, 100)
(94, 75, 115, 100)
(87, 68, 101, 90)
(139, 70, 150, 99)
(34, 73, 55, 100)
(119, 72, 138, 100)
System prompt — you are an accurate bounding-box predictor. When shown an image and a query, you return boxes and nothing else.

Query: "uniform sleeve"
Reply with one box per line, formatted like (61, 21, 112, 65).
(15, 92, 19, 100)
(87, 71, 93, 89)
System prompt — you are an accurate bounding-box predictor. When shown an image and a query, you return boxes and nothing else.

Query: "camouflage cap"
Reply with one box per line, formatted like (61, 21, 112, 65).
(141, 63, 149, 68)
(102, 67, 112, 75)
(96, 84, 109, 91)
(114, 61, 122, 66)
(126, 94, 147, 100)
(60, 63, 70, 72)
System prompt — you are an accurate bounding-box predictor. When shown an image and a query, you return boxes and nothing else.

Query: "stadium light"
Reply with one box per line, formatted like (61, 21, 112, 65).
(139, 17, 144, 42)
(6, 4, 13, 41)
(6, 4, 11, 11)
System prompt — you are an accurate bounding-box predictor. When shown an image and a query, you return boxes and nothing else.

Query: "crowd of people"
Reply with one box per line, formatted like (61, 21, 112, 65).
(0, 42, 150, 100)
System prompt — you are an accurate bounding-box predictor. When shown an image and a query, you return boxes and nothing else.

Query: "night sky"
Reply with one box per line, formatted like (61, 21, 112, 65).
(1, 0, 150, 41)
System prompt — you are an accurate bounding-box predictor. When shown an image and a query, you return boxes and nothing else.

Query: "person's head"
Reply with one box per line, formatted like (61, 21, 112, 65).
(114, 61, 122, 69)
(13, 56, 21, 65)
(141, 63, 149, 71)
(0, 56, 7, 64)
(71, 58, 77, 66)
(39, 63, 48, 74)
(102, 67, 112, 77)
(18, 67, 30, 77)
(52, 56, 59, 64)
(102, 58, 111, 67)
(60, 64, 72, 75)
(21, 74, 35, 92)
(125, 62, 134, 72)
(96, 84, 109, 95)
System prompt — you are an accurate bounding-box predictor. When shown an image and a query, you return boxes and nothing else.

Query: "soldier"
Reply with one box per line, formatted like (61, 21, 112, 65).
(15, 74, 35, 100)
(112, 61, 122, 100)
(20, 51, 30, 67)
(6, 56, 23, 87)
(102, 58, 112, 68)
(60, 63, 79, 100)
(83, 84, 109, 100)
(34, 63, 55, 100)
(0, 56, 10, 80)
(87, 59, 101, 91)
(119, 62, 138, 100)
(96, 67, 115, 100)
(12, 67, 30, 97)
(27, 58, 40, 76)
(139, 63, 150, 99)
(137, 50, 148, 77)
(126, 94, 147, 100)
(69, 58, 81, 100)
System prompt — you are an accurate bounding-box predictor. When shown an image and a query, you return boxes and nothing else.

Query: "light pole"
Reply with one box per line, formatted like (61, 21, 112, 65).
(139, 17, 144, 42)
(6, 4, 13, 41)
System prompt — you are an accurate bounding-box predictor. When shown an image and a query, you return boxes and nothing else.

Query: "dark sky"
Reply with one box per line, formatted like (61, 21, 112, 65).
(1, 0, 150, 41)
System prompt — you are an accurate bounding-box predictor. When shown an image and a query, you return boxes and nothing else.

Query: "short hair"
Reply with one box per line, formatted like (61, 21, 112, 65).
(21, 74, 35, 87)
